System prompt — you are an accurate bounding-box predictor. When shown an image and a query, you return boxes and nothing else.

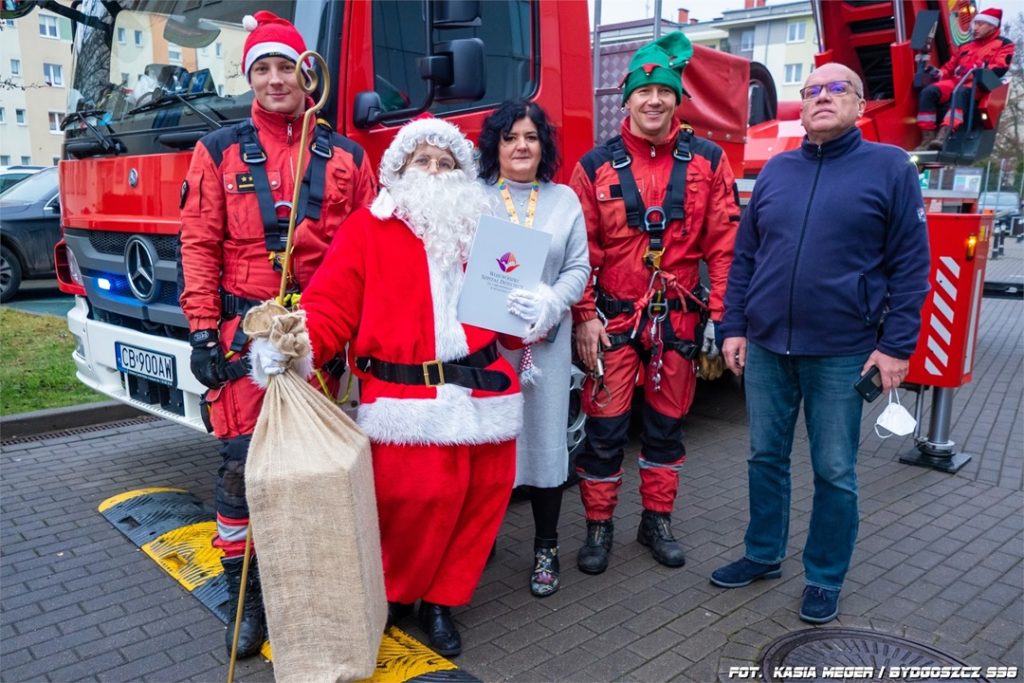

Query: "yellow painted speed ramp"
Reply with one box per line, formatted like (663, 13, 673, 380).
(99, 489, 478, 682)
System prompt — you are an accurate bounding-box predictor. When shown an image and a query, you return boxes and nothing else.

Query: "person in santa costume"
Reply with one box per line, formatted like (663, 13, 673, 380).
(252, 117, 522, 658)
(915, 6, 1014, 150)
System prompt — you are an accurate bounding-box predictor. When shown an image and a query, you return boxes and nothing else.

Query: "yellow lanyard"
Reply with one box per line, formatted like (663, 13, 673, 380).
(498, 177, 539, 227)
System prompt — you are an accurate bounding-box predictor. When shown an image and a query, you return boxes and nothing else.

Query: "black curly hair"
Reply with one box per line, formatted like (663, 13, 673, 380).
(478, 99, 560, 184)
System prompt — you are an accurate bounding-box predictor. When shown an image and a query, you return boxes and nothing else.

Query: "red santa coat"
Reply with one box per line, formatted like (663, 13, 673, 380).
(300, 207, 523, 445)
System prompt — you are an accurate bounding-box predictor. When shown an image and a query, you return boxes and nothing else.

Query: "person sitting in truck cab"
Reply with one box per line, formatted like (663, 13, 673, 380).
(916, 7, 1014, 151)
(177, 10, 376, 659)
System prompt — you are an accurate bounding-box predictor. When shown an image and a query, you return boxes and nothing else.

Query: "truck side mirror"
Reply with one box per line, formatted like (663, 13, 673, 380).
(433, 38, 485, 103)
(0, 0, 36, 20)
(433, 0, 481, 27)
(352, 91, 384, 129)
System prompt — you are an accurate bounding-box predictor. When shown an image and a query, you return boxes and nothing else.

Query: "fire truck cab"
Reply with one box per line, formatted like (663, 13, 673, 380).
(0, 0, 593, 433)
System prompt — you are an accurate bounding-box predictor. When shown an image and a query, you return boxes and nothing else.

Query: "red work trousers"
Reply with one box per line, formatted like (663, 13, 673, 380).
(576, 310, 699, 520)
(372, 439, 516, 606)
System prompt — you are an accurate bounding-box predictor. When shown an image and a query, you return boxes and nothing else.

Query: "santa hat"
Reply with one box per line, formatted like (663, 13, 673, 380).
(973, 8, 1002, 27)
(371, 116, 477, 218)
(241, 11, 308, 82)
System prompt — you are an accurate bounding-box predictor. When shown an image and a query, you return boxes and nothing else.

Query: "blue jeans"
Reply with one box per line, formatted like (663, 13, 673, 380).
(743, 342, 869, 591)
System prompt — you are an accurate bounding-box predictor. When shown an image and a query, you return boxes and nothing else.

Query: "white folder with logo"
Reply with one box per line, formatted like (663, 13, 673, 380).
(457, 214, 552, 336)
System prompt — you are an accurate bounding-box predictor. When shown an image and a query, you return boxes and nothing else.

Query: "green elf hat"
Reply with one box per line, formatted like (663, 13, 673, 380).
(620, 31, 693, 105)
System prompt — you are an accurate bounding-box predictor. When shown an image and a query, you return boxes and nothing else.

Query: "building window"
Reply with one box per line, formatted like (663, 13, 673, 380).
(217, 84, 224, 96)
(44, 63, 64, 87)
(117, 27, 126, 44)
(787, 21, 806, 43)
(740, 30, 754, 52)
(121, 72, 130, 84)
(134, 30, 143, 47)
(0, 107, 4, 123)
(168, 46, 182, 64)
(784, 63, 804, 84)
(52, 156, 61, 165)
(15, 108, 26, 125)
(215, 42, 223, 58)
(21, 156, 31, 165)
(0, 155, 9, 165)
(39, 14, 58, 38)
(10, 58, 20, 76)
(48, 111, 63, 132)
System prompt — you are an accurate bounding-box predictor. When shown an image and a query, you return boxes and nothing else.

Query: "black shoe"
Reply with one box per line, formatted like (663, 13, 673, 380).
(577, 520, 613, 575)
(221, 555, 266, 659)
(418, 602, 461, 657)
(710, 557, 782, 588)
(386, 601, 414, 629)
(636, 510, 685, 567)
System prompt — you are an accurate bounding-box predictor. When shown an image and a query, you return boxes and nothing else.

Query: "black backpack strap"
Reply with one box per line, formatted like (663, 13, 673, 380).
(607, 136, 644, 229)
(237, 119, 288, 253)
(296, 122, 334, 222)
(665, 130, 692, 224)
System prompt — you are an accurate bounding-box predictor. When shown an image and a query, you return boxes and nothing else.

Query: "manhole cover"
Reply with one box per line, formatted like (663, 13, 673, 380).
(759, 628, 990, 682)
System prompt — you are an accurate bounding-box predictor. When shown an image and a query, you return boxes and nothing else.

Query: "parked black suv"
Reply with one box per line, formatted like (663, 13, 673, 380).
(1, 167, 60, 302)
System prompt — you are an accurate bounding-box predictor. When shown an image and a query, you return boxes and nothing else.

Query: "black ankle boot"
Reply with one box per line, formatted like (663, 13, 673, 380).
(221, 555, 266, 658)
(417, 601, 461, 657)
(577, 520, 613, 575)
(386, 601, 414, 629)
(637, 510, 685, 567)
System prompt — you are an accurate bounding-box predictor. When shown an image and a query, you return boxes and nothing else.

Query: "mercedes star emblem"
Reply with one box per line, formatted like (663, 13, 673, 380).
(124, 236, 159, 302)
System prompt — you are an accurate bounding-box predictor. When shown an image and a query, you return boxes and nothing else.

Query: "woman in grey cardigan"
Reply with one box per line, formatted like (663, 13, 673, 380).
(478, 100, 591, 597)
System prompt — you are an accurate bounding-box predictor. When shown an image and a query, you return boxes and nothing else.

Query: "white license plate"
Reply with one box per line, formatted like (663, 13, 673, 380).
(115, 342, 176, 386)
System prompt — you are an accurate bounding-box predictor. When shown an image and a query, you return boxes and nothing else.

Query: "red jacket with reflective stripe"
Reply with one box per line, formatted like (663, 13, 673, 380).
(939, 30, 1015, 82)
(179, 100, 377, 332)
(569, 119, 739, 326)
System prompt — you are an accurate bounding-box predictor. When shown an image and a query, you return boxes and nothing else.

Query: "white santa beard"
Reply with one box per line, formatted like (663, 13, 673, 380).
(387, 168, 490, 271)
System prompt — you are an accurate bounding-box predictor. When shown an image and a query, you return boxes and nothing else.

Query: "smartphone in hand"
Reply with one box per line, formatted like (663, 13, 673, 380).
(854, 365, 883, 402)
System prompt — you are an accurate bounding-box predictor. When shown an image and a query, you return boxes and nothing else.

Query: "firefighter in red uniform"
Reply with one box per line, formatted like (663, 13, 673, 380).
(177, 11, 376, 658)
(570, 32, 739, 574)
(916, 7, 1014, 150)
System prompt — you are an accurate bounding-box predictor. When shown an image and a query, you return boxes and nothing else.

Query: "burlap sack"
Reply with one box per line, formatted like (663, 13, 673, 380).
(244, 302, 385, 683)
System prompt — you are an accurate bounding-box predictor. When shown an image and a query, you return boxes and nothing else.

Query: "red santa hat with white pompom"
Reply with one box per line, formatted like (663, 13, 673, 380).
(241, 11, 308, 82)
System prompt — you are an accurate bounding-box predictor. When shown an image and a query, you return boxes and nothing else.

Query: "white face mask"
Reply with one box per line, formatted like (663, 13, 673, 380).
(875, 390, 916, 438)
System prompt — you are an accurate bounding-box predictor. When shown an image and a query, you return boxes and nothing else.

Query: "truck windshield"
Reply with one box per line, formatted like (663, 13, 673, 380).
(66, 0, 301, 136)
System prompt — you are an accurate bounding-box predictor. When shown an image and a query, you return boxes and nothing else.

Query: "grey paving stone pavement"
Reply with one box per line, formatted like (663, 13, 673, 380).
(1, 262, 1021, 682)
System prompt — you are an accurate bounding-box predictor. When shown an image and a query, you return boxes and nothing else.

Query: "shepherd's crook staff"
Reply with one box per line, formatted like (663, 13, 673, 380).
(227, 49, 331, 683)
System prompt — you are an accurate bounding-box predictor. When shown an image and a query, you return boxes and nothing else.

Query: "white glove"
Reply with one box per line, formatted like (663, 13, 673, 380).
(508, 283, 562, 344)
(701, 320, 720, 359)
(248, 337, 289, 387)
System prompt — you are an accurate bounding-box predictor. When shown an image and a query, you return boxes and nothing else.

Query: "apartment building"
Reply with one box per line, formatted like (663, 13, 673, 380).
(0, 9, 74, 167)
(699, 0, 817, 102)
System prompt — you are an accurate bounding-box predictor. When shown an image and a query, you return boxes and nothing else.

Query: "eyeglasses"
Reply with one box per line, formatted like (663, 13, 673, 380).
(799, 80, 863, 100)
(408, 154, 457, 172)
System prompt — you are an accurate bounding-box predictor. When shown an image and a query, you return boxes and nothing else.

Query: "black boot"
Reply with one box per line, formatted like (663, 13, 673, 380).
(418, 601, 461, 657)
(637, 510, 686, 567)
(577, 520, 613, 575)
(221, 555, 266, 659)
(386, 601, 414, 629)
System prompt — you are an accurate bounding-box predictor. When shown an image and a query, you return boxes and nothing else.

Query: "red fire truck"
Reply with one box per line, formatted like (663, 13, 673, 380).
(0, 0, 596, 435)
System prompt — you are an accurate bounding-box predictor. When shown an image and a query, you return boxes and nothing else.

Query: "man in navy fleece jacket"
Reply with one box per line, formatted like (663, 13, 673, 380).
(709, 62, 930, 624)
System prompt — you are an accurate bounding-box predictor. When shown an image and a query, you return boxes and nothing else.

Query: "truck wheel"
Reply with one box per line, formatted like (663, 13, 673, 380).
(0, 245, 23, 303)
(564, 363, 587, 487)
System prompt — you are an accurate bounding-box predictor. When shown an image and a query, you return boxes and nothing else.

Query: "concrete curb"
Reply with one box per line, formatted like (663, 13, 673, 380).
(0, 401, 144, 440)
